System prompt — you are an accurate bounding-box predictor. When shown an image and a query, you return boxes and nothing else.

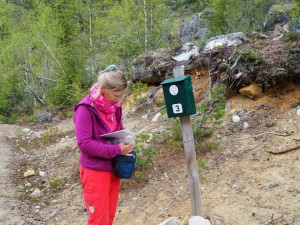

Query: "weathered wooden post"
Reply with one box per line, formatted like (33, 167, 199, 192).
(161, 65, 202, 216)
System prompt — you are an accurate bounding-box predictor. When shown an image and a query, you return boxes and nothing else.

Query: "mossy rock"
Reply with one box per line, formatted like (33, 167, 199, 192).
(263, 4, 299, 31)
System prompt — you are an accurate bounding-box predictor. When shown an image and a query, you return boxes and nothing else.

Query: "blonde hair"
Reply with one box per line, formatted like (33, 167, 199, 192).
(91, 68, 128, 97)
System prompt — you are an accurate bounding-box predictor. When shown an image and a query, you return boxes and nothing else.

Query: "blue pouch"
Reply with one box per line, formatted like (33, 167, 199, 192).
(112, 150, 136, 179)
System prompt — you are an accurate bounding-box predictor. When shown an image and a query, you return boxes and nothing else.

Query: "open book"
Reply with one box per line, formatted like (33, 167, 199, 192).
(101, 130, 135, 144)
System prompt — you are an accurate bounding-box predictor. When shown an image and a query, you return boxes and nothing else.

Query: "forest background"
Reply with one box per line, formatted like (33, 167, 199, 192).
(0, 0, 300, 123)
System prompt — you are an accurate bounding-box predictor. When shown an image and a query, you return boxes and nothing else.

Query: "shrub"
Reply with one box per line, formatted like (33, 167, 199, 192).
(129, 81, 149, 106)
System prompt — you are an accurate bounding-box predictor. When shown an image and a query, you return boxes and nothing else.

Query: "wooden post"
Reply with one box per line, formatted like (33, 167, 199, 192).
(173, 66, 202, 216)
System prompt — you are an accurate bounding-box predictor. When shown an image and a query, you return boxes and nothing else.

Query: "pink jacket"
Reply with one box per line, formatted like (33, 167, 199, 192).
(73, 94, 123, 171)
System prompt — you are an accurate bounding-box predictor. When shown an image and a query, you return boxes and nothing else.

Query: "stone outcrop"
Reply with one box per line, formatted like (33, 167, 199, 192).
(178, 13, 210, 44)
(263, 4, 298, 31)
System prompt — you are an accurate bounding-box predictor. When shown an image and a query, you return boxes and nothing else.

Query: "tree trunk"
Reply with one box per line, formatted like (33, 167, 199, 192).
(88, 0, 95, 75)
(143, 0, 148, 52)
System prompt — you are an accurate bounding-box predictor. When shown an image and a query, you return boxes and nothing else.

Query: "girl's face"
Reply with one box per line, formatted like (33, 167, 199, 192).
(102, 86, 126, 105)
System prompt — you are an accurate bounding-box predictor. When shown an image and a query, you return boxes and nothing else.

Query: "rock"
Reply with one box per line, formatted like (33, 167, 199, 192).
(49, 208, 59, 219)
(287, 187, 300, 194)
(243, 122, 249, 129)
(30, 188, 42, 197)
(131, 48, 176, 84)
(178, 13, 210, 44)
(22, 128, 30, 133)
(24, 169, 35, 177)
(189, 216, 211, 225)
(239, 83, 262, 99)
(31, 131, 42, 139)
(232, 115, 241, 123)
(158, 217, 181, 225)
(39, 171, 46, 177)
(207, 214, 226, 225)
(291, 18, 300, 31)
(203, 32, 248, 52)
(152, 112, 162, 122)
(35, 110, 52, 122)
(172, 43, 199, 62)
(296, 108, 300, 116)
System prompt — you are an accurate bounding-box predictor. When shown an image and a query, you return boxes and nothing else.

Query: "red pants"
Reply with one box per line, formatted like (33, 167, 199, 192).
(80, 167, 120, 225)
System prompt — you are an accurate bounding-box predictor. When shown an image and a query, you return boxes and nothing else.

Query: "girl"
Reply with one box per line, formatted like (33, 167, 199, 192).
(74, 65, 134, 225)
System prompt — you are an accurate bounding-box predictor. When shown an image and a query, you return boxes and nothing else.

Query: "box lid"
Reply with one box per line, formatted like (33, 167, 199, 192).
(160, 75, 190, 85)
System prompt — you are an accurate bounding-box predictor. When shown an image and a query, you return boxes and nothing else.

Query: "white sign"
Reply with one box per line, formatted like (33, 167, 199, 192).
(172, 103, 183, 114)
(169, 85, 179, 96)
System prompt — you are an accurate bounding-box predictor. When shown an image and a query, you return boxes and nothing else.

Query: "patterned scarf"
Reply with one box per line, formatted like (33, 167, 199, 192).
(90, 85, 121, 122)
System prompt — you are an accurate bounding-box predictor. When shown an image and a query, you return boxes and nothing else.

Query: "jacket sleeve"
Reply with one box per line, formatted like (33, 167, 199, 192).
(74, 105, 121, 158)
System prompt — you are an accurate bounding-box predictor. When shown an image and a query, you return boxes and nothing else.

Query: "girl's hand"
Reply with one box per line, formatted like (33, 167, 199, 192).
(119, 142, 134, 156)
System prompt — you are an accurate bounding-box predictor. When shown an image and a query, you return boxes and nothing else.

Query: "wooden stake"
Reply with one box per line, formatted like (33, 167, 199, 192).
(173, 66, 202, 216)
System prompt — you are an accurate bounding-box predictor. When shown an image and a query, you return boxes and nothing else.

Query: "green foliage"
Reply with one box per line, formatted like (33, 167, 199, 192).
(196, 84, 226, 126)
(240, 48, 265, 64)
(135, 133, 155, 170)
(198, 158, 208, 181)
(40, 127, 60, 145)
(49, 176, 64, 188)
(284, 31, 300, 42)
(161, 118, 182, 151)
(204, 0, 288, 36)
(0, 74, 34, 123)
(0, 0, 92, 120)
(292, 0, 300, 4)
(1, 0, 296, 122)
(209, 0, 228, 34)
(196, 140, 220, 154)
(129, 81, 149, 106)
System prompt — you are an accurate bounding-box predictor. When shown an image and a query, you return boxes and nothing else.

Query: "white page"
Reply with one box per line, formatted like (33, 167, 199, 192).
(101, 130, 135, 144)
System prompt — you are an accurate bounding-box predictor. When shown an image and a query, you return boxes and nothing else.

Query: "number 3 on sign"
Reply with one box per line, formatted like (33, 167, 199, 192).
(172, 104, 183, 114)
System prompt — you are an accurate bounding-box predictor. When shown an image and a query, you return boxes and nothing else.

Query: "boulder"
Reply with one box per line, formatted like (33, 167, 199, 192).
(263, 4, 297, 32)
(239, 83, 262, 99)
(131, 48, 176, 84)
(203, 32, 248, 52)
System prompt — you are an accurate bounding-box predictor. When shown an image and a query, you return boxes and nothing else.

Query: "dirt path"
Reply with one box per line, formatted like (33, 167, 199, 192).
(0, 124, 23, 225)
(1, 83, 300, 225)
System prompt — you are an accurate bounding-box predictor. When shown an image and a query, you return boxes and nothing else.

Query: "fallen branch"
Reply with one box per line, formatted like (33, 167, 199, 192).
(154, 105, 165, 114)
(22, 218, 34, 225)
(24, 81, 45, 105)
(268, 144, 300, 154)
(230, 57, 240, 70)
(254, 131, 293, 138)
(236, 142, 263, 155)
(262, 213, 283, 225)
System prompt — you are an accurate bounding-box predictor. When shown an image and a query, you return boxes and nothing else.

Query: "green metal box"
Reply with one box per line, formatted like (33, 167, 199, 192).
(161, 75, 196, 118)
